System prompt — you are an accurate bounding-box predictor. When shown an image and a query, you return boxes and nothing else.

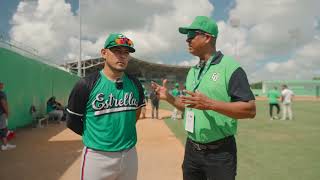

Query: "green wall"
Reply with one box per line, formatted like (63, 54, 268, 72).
(262, 80, 320, 96)
(0, 47, 80, 129)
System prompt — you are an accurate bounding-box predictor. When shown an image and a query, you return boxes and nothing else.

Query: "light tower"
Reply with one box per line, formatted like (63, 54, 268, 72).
(229, 17, 240, 58)
(77, 0, 82, 77)
(288, 28, 301, 79)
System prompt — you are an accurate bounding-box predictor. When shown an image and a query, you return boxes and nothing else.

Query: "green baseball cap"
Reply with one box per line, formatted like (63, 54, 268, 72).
(179, 16, 218, 37)
(175, 83, 179, 88)
(104, 33, 135, 53)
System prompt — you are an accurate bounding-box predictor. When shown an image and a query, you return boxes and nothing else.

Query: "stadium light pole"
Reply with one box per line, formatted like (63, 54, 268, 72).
(313, 35, 320, 82)
(288, 28, 300, 51)
(77, 0, 82, 77)
(230, 17, 240, 58)
(288, 28, 301, 79)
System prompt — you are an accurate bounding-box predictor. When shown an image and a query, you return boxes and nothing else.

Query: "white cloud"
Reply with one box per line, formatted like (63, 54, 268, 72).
(123, 0, 213, 60)
(8, 0, 320, 82)
(266, 62, 280, 73)
(223, 0, 320, 82)
(178, 56, 199, 66)
(251, 39, 320, 81)
(10, 0, 79, 62)
(9, 0, 213, 64)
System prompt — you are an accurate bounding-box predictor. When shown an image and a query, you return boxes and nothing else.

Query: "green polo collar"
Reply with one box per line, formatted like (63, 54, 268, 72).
(195, 51, 224, 69)
(210, 51, 224, 65)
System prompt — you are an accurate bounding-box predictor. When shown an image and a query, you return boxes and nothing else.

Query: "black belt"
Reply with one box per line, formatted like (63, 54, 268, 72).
(188, 136, 233, 151)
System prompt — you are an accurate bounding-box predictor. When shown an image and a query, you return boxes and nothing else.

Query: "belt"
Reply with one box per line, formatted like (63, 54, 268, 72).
(188, 136, 233, 151)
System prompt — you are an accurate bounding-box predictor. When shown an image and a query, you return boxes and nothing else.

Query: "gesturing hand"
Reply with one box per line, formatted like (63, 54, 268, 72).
(151, 79, 170, 100)
(180, 90, 212, 110)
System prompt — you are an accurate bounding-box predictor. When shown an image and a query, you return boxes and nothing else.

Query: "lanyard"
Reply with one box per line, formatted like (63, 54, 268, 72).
(192, 54, 215, 92)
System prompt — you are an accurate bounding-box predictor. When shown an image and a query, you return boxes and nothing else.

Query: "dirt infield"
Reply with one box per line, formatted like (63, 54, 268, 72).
(0, 105, 184, 180)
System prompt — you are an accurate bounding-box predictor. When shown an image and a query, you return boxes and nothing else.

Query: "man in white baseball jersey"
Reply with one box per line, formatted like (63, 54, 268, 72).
(281, 84, 294, 120)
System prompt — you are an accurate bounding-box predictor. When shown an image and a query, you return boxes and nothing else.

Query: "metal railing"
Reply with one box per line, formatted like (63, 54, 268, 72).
(0, 32, 69, 71)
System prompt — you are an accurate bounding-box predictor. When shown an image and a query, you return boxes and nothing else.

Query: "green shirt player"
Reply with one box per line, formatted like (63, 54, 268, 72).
(152, 16, 256, 180)
(66, 33, 145, 180)
(171, 83, 180, 97)
(171, 83, 180, 120)
(267, 87, 281, 120)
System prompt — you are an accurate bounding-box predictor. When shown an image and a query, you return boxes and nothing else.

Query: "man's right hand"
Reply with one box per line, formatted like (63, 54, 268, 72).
(151, 79, 186, 112)
(151, 79, 170, 101)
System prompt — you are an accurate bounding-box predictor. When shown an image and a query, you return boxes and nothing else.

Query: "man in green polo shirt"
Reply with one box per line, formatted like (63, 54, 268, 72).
(267, 87, 281, 120)
(66, 33, 145, 180)
(153, 16, 256, 180)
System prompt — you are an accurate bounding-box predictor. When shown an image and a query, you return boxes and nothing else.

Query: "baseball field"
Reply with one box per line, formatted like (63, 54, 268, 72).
(163, 100, 320, 180)
(0, 100, 319, 180)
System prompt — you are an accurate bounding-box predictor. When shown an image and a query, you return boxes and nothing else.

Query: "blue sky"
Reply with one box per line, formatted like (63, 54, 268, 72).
(1, 0, 320, 82)
(210, 0, 235, 21)
(151, 0, 235, 65)
(0, 0, 78, 38)
(0, 0, 19, 39)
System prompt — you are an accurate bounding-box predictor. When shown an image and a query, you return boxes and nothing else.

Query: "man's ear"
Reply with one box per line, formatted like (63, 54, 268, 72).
(205, 35, 216, 46)
(101, 48, 107, 56)
(205, 35, 213, 44)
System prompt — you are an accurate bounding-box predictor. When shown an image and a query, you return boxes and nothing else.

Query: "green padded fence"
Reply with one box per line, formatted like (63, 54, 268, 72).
(262, 80, 320, 96)
(0, 47, 79, 129)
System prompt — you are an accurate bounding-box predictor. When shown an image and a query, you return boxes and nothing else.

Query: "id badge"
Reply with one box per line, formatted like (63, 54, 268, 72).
(185, 110, 194, 133)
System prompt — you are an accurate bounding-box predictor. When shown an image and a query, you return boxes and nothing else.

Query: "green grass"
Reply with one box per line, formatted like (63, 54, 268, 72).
(162, 101, 320, 180)
(159, 101, 175, 111)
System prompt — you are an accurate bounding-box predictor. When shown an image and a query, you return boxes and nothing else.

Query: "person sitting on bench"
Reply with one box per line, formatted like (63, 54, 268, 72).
(46, 96, 63, 122)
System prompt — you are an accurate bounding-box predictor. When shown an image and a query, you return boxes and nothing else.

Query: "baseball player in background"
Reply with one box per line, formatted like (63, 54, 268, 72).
(66, 33, 145, 180)
(281, 84, 294, 120)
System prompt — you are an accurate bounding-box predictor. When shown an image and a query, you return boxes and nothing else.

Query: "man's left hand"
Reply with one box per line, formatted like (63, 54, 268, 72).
(180, 90, 213, 110)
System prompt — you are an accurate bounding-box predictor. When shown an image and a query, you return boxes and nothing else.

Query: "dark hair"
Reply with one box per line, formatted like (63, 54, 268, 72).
(47, 96, 56, 105)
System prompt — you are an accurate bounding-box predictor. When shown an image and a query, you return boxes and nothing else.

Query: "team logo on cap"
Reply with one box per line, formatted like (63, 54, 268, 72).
(211, 72, 219, 81)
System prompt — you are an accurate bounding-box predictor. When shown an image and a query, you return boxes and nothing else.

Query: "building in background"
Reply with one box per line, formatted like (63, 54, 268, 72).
(64, 57, 190, 90)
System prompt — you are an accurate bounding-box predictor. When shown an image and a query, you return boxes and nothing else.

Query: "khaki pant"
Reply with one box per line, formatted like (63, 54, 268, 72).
(172, 108, 178, 120)
(80, 147, 138, 180)
(282, 103, 293, 120)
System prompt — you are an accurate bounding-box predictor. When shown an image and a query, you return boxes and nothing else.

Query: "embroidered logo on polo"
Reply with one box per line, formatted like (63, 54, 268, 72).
(211, 72, 219, 81)
(92, 92, 138, 115)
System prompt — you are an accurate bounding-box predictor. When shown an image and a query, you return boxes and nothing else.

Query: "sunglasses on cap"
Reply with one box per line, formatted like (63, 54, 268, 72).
(115, 37, 133, 47)
(187, 30, 212, 40)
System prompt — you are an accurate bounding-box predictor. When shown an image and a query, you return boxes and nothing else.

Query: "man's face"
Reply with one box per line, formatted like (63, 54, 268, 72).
(186, 30, 211, 56)
(101, 46, 130, 72)
(0, 83, 4, 90)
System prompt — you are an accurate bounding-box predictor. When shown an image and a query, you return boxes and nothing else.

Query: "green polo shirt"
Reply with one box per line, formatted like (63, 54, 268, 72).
(172, 88, 180, 97)
(185, 53, 241, 143)
(46, 104, 55, 113)
(267, 89, 280, 104)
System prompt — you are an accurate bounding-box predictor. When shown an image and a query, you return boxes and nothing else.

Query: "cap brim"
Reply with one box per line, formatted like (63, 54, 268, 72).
(107, 44, 135, 53)
(178, 27, 198, 34)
